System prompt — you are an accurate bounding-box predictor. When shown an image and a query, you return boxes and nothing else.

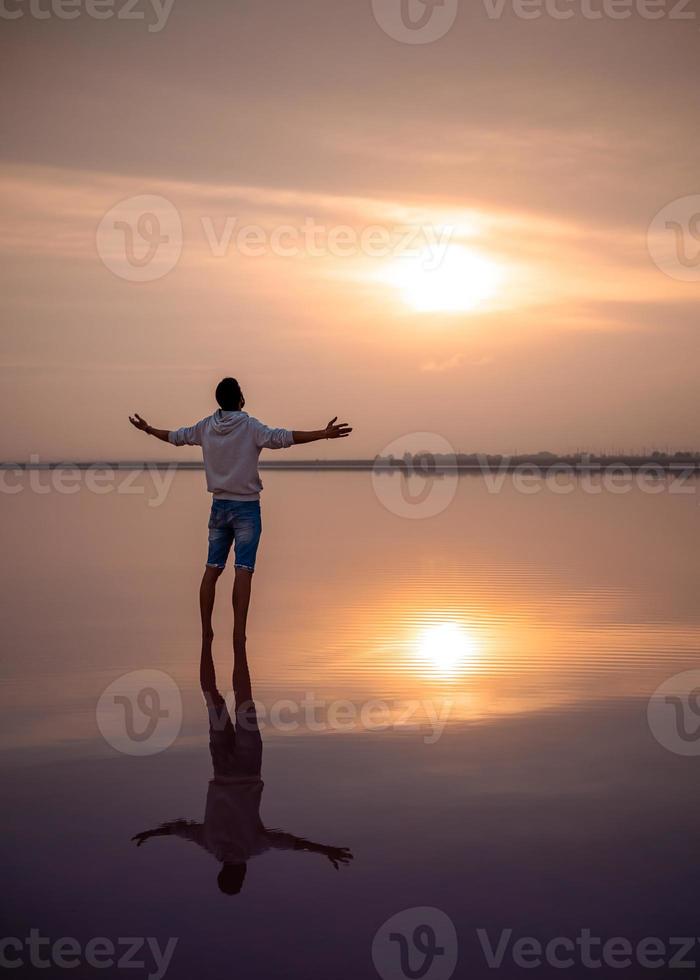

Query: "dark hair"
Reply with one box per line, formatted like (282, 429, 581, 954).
(218, 862, 247, 895)
(215, 377, 244, 411)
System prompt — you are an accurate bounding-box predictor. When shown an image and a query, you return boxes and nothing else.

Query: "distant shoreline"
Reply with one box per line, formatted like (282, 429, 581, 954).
(3, 456, 700, 473)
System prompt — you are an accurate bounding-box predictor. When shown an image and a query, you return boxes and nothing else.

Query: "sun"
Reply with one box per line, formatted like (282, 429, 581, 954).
(382, 245, 504, 313)
(415, 622, 480, 677)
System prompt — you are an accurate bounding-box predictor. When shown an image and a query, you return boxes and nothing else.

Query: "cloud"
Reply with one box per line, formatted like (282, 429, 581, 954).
(421, 353, 465, 372)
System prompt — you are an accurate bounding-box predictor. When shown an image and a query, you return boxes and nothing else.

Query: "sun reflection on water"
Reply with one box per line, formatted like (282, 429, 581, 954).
(414, 621, 481, 679)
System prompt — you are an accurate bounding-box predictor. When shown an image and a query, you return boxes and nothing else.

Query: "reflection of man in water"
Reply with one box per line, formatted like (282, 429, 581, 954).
(132, 645, 352, 894)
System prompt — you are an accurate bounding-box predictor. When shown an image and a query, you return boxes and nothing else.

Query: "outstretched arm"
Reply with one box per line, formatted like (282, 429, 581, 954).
(132, 820, 204, 847)
(264, 829, 353, 869)
(128, 414, 171, 444)
(292, 417, 352, 445)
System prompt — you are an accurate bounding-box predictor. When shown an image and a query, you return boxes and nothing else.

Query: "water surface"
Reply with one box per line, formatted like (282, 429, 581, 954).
(2, 472, 699, 978)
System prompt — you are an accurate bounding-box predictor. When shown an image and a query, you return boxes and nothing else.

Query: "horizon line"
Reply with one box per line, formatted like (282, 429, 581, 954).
(4, 450, 700, 472)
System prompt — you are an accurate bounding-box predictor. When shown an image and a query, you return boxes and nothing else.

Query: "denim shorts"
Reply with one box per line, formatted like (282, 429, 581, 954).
(207, 499, 262, 572)
(206, 698, 262, 779)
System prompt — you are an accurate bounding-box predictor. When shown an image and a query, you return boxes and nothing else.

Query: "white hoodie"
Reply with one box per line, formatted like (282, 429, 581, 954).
(168, 410, 294, 500)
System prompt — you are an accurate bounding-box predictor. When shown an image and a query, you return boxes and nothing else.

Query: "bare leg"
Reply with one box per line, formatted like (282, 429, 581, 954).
(232, 567, 253, 708)
(199, 565, 223, 697)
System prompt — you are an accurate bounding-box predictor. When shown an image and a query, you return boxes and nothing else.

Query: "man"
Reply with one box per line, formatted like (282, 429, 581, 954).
(132, 638, 353, 896)
(129, 377, 351, 701)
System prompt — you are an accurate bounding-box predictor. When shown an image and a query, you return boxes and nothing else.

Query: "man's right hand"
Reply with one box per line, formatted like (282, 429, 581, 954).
(324, 417, 352, 439)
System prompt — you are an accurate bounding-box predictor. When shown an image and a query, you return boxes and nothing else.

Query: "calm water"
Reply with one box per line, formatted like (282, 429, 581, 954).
(2, 471, 700, 978)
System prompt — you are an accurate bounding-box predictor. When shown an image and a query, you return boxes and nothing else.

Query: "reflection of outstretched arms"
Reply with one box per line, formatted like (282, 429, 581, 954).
(264, 830, 353, 870)
(132, 820, 204, 848)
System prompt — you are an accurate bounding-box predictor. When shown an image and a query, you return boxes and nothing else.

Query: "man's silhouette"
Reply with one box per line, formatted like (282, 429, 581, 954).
(132, 638, 353, 894)
(129, 377, 351, 694)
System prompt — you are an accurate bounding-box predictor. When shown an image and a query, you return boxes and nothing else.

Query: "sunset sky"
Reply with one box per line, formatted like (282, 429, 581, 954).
(1, 0, 698, 460)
